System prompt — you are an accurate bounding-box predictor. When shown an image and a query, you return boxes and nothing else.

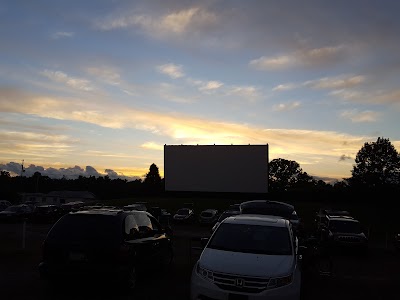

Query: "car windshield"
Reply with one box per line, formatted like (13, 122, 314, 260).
(201, 211, 213, 217)
(208, 223, 292, 255)
(229, 205, 240, 211)
(177, 209, 189, 215)
(218, 211, 236, 222)
(35, 206, 52, 213)
(46, 214, 122, 244)
(329, 220, 361, 233)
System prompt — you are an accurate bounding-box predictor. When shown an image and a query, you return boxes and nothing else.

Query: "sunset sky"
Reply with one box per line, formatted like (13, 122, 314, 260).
(1, 0, 399, 183)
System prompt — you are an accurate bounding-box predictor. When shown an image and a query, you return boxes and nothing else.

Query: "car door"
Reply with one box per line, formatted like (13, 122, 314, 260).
(148, 215, 171, 262)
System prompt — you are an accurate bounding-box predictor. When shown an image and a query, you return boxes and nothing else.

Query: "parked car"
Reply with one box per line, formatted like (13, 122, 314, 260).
(0, 200, 12, 211)
(191, 214, 302, 300)
(173, 208, 195, 224)
(123, 203, 148, 212)
(60, 201, 85, 214)
(0, 204, 32, 222)
(239, 200, 301, 232)
(30, 204, 62, 223)
(317, 213, 368, 254)
(38, 208, 173, 290)
(211, 210, 241, 232)
(228, 203, 241, 212)
(314, 208, 351, 228)
(198, 209, 219, 225)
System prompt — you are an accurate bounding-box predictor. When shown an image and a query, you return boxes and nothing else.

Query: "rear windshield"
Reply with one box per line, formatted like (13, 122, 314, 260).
(35, 206, 53, 213)
(201, 212, 213, 217)
(209, 223, 292, 255)
(329, 220, 361, 234)
(47, 214, 122, 244)
(241, 206, 293, 219)
(177, 209, 189, 215)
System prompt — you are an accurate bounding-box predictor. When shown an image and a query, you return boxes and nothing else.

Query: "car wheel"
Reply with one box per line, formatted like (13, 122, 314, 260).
(125, 265, 137, 290)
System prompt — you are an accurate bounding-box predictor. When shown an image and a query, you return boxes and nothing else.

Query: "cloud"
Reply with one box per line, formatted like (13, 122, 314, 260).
(340, 110, 381, 123)
(339, 154, 352, 162)
(157, 63, 184, 79)
(0, 162, 141, 180)
(273, 101, 301, 112)
(305, 75, 366, 90)
(51, 31, 74, 39)
(272, 84, 297, 92)
(86, 67, 121, 85)
(331, 88, 400, 105)
(226, 85, 259, 99)
(95, 7, 217, 38)
(140, 142, 164, 151)
(2, 86, 395, 181)
(199, 81, 224, 91)
(249, 45, 346, 70)
(249, 55, 293, 70)
(40, 70, 94, 91)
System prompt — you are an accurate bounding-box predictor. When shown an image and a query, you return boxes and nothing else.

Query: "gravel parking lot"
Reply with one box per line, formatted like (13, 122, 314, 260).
(1, 221, 399, 300)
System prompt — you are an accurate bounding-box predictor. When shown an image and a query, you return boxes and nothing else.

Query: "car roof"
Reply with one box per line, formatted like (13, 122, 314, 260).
(72, 208, 125, 216)
(328, 215, 359, 222)
(202, 209, 218, 213)
(223, 214, 289, 227)
(240, 200, 295, 210)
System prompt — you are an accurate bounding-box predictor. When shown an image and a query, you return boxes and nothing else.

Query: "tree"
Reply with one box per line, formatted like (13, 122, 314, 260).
(143, 163, 163, 192)
(269, 158, 306, 192)
(349, 137, 400, 190)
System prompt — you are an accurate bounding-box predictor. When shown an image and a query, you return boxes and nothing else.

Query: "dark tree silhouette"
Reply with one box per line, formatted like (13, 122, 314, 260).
(269, 158, 305, 192)
(349, 137, 400, 190)
(143, 163, 163, 193)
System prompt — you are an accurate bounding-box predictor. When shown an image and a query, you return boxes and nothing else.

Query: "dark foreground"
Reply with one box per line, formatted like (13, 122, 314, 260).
(1, 222, 399, 300)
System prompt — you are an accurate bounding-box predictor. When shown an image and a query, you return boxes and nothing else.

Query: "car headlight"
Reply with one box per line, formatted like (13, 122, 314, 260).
(196, 262, 214, 281)
(267, 274, 293, 289)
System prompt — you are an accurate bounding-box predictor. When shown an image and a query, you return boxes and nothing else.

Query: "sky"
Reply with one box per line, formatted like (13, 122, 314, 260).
(1, 0, 400, 183)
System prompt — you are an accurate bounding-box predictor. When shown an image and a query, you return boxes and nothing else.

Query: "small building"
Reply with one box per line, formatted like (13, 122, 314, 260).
(20, 190, 96, 207)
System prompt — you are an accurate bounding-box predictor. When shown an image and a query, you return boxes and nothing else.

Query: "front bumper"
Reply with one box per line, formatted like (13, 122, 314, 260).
(190, 267, 301, 300)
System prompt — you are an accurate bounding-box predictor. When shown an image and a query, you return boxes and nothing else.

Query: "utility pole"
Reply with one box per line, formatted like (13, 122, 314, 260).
(20, 159, 25, 177)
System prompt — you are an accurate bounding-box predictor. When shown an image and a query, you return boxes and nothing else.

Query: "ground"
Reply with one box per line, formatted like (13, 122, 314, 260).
(1, 219, 399, 300)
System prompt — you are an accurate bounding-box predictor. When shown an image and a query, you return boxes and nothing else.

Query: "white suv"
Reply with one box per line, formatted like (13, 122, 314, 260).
(191, 214, 301, 300)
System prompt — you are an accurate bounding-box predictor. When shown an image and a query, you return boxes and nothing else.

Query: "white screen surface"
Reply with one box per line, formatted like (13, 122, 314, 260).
(164, 145, 268, 193)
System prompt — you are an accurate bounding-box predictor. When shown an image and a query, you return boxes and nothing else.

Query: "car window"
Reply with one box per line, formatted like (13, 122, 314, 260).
(47, 214, 122, 244)
(329, 220, 361, 233)
(208, 223, 292, 255)
(124, 214, 139, 240)
(132, 211, 153, 236)
(149, 216, 162, 233)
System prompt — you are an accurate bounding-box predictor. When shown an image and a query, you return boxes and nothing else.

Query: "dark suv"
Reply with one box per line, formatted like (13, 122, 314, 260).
(239, 200, 301, 232)
(317, 212, 368, 253)
(38, 208, 173, 289)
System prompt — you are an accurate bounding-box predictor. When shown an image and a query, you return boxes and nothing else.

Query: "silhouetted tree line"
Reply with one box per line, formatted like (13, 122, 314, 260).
(1, 137, 399, 203)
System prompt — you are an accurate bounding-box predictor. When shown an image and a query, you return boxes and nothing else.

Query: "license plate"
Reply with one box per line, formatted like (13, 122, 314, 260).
(69, 252, 86, 262)
(228, 294, 248, 300)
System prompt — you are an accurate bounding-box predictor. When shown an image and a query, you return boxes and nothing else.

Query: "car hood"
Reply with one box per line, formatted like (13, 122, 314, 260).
(199, 248, 294, 277)
(0, 211, 16, 215)
(174, 214, 189, 219)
